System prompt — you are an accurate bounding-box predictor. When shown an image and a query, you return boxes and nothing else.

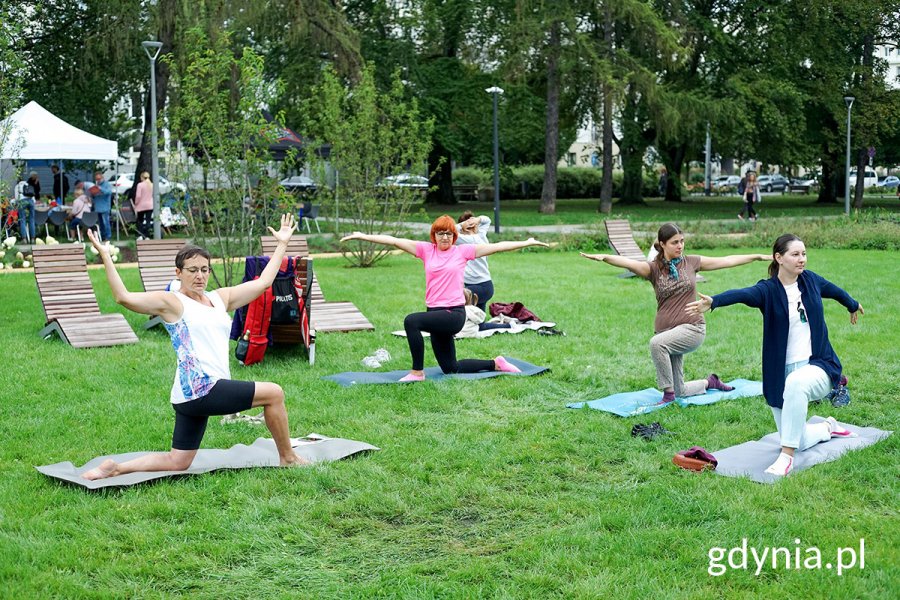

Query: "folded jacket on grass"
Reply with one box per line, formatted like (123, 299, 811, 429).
(391, 320, 556, 339)
(324, 357, 548, 386)
(36, 434, 379, 490)
(567, 379, 761, 417)
(713, 416, 891, 484)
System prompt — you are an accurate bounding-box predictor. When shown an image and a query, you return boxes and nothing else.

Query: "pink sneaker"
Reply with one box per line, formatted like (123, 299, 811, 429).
(826, 417, 858, 439)
(399, 372, 425, 382)
(494, 356, 521, 373)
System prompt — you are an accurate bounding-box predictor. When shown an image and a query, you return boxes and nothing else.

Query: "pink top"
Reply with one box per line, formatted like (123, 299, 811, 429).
(71, 194, 91, 219)
(133, 179, 153, 212)
(415, 242, 477, 307)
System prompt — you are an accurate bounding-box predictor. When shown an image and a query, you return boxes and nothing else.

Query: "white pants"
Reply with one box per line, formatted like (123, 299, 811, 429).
(770, 361, 832, 450)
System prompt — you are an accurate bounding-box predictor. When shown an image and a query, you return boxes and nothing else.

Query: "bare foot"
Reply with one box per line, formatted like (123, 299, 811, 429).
(280, 452, 311, 467)
(82, 458, 120, 480)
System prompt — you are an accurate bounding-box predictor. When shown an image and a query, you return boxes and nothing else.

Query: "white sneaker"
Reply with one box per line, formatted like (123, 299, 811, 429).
(826, 416, 858, 439)
(764, 452, 794, 477)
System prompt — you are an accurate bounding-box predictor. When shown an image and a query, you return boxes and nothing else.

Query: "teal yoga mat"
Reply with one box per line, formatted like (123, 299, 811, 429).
(324, 357, 548, 386)
(567, 379, 762, 417)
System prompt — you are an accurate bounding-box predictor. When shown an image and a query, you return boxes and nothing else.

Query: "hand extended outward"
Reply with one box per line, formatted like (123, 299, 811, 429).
(684, 293, 713, 316)
(850, 304, 864, 325)
(85, 229, 111, 258)
(340, 231, 366, 243)
(268, 214, 297, 245)
(525, 237, 550, 248)
(580, 252, 609, 262)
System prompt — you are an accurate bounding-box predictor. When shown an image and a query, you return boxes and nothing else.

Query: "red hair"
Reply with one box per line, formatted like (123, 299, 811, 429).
(429, 215, 458, 244)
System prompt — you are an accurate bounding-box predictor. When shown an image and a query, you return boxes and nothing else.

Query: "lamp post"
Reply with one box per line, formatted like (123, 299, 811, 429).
(485, 86, 504, 234)
(142, 40, 163, 239)
(844, 96, 855, 216)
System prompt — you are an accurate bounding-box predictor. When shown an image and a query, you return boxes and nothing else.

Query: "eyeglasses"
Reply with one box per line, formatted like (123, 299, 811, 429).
(435, 231, 454, 238)
(797, 301, 807, 324)
(184, 267, 212, 275)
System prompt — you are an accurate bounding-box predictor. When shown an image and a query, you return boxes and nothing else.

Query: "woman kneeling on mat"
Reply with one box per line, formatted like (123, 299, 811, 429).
(686, 233, 863, 476)
(341, 216, 548, 381)
(82, 215, 308, 480)
(581, 222, 769, 405)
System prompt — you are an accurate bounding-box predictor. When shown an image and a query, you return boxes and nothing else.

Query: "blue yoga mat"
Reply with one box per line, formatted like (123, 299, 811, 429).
(324, 357, 548, 387)
(567, 378, 762, 417)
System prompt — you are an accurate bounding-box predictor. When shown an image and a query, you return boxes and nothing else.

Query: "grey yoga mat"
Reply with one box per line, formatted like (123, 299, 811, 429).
(323, 357, 549, 386)
(36, 434, 379, 490)
(712, 416, 891, 484)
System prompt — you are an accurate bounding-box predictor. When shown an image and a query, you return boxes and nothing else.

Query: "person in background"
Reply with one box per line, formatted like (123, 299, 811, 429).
(133, 171, 154, 240)
(67, 182, 92, 233)
(456, 211, 494, 312)
(51, 165, 70, 204)
(18, 171, 40, 241)
(738, 172, 760, 221)
(89, 171, 113, 241)
(457, 288, 512, 338)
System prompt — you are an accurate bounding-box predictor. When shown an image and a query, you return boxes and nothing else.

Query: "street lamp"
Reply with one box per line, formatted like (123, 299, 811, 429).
(485, 86, 504, 234)
(142, 40, 163, 239)
(844, 96, 855, 216)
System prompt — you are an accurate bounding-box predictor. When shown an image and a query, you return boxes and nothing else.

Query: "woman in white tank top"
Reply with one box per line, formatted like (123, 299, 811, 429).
(81, 215, 309, 480)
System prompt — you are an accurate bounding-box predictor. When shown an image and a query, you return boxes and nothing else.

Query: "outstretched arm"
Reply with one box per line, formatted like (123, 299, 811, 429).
(474, 238, 549, 258)
(815, 273, 864, 324)
(86, 229, 181, 319)
(217, 214, 297, 312)
(580, 252, 651, 279)
(340, 232, 418, 256)
(698, 253, 769, 271)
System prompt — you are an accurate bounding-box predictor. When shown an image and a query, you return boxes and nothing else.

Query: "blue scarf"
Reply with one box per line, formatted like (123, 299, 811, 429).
(666, 257, 682, 279)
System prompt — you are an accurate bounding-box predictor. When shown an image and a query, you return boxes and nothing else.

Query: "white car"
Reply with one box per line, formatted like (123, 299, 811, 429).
(111, 172, 186, 196)
(848, 169, 878, 189)
(379, 174, 429, 189)
(876, 175, 899, 189)
(714, 175, 741, 190)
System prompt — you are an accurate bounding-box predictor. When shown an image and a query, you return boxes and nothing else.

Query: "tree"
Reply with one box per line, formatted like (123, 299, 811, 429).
(0, 2, 27, 156)
(167, 28, 285, 286)
(305, 65, 434, 267)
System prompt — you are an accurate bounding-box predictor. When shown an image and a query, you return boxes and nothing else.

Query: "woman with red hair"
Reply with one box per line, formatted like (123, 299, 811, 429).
(341, 216, 548, 381)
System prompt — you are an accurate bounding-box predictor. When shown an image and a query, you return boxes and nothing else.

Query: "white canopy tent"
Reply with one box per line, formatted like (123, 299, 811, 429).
(0, 101, 117, 160)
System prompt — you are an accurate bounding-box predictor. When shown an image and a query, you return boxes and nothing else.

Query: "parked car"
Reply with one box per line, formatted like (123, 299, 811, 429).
(714, 175, 741, 190)
(279, 175, 317, 195)
(379, 173, 429, 189)
(876, 175, 899, 188)
(756, 174, 790, 192)
(111, 172, 186, 196)
(848, 169, 878, 188)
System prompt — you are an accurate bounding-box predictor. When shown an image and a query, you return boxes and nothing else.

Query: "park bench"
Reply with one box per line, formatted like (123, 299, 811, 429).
(453, 184, 479, 202)
(32, 245, 139, 348)
(136, 238, 188, 329)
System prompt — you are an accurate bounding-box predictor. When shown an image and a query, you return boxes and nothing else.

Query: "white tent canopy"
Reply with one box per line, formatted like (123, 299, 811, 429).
(0, 101, 117, 160)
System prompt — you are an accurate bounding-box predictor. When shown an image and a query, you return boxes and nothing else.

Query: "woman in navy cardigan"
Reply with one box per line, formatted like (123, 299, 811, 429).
(687, 234, 864, 476)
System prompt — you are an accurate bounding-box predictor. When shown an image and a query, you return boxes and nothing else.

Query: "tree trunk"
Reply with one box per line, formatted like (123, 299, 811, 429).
(598, 4, 613, 214)
(660, 142, 686, 202)
(853, 33, 876, 210)
(426, 140, 454, 204)
(817, 156, 840, 204)
(618, 87, 649, 205)
(539, 19, 561, 215)
(134, 0, 175, 181)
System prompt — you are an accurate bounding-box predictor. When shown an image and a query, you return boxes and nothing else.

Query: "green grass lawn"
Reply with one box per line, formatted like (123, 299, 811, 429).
(1, 249, 897, 598)
(407, 195, 900, 227)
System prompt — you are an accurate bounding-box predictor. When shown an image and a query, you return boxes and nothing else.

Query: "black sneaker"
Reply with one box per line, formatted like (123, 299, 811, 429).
(537, 327, 566, 336)
(631, 422, 674, 440)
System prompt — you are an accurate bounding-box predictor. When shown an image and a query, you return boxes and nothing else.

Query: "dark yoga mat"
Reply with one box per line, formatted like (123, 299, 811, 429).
(713, 416, 891, 484)
(36, 434, 379, 490)
(323, 357, 549, 387)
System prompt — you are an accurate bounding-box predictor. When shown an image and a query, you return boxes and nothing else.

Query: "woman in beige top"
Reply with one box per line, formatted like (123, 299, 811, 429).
(133, 171, 154, 239)
(582, 223, 769, 405)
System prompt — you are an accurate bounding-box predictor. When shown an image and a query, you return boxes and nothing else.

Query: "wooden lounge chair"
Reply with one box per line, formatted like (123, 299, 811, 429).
(268, 256, 315, 364)
(136, 238, 188, 329)
(260, 235, 373, 333)
(32, 245, 139, 348)
(604, 219, 703, 281)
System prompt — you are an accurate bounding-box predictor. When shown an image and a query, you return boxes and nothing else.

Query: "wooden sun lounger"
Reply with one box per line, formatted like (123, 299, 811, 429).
(260, 236, 373, 333)
(136, 238, 188, 329)
(604, 219, 703, 281)
(32, 246, 139, 348)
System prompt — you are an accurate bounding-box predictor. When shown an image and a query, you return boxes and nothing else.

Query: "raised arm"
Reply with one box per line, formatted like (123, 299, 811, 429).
(86, 229, 181, 319)
(698, 253, 769, 271)
(474, 237, 548, 258)
(580, 252, 651, 279)
(217, 214, 297, 312)
(340, 231, 418, 255)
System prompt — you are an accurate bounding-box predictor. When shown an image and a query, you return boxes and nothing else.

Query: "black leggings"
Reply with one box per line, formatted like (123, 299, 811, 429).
(171, 379, 255, 450)
(404, 306, 496, 373)
(740, 194, 756, 218)
(137, 210, 153, 237)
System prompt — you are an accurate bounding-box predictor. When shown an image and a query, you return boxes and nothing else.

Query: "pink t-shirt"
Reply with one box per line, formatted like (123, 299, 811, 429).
(415, 242, 477, 307)
(133, 179, 153, 212)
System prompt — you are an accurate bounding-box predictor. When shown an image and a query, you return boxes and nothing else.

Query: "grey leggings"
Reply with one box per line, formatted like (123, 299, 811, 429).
(649, 322, 708, 397)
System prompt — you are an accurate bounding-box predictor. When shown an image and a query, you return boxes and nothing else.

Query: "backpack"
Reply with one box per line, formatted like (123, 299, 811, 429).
(737, 178, 746, 195)
(270, 258, 300, 324)
(22, 183, 36, 198)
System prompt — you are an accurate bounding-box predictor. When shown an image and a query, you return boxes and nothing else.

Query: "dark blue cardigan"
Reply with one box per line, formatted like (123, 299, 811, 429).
(710, 270, 859, 409)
